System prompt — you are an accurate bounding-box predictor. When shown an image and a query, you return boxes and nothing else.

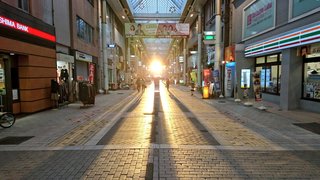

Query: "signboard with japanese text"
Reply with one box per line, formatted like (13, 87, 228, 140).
(125, 23, 189, 38)
(88, 63, 95, 84)
(243, 0, 275, 39)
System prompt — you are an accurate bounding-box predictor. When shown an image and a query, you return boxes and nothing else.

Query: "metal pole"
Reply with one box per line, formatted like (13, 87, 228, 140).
(183, 37, 187, 85)
(197, 10, 202, 88)
(102, 0, 109, 92)
(214, 0, 221, 71)
(127, 38, 131, 83)
(214, 0, 222, 97)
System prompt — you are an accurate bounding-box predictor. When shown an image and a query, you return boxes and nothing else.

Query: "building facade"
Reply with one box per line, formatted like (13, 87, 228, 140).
(0, 0, 56, 114)
(233, 0, 320, 112)
(70, 0, 99, 90)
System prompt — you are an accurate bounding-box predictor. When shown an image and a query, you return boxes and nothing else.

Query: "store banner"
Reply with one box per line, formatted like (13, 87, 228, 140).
(243, 0, 275, 39)
(88, 63, 95, 84)
(203, 69, 211, 87)
(125, 23, 189, 37)
(291, 0, 320, 19)
(213, 70, 221, 92)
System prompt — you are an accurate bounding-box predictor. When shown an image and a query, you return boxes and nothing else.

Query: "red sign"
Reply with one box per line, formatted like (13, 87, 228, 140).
(0, 16, 56, 42)
(203, 69, 211, 87)
(88, 63, 95, 84)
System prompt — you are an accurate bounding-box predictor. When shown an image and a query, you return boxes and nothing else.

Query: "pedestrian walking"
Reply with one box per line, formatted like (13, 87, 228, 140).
(51, 79, 59, 108)
(136, 78, 141, 92)
(166, 78, 170, 91)
(190, 81, 195, 96)
(141, 78, 146, 92)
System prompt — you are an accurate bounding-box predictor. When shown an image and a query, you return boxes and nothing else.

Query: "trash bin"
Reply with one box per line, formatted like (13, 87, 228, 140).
(79, 82, 95, 106)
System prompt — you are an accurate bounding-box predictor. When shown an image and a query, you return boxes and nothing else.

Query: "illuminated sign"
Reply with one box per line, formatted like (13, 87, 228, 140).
(0, 16, 55, 42)
(107, 44, 116, 48)
(241, 69, 251, 89)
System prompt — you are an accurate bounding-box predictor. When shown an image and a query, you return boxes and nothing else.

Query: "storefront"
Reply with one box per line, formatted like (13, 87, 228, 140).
(255, 54, 281, 95)
(245, 22, 320, 112)
(0, 3, 56, 114)
(75, 51, 93, 82)
(56, 53, 74, 103)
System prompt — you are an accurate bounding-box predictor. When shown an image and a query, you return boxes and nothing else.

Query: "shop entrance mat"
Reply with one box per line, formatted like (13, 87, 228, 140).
(293, 123, 320, 135)
(0, 136, 34, 145)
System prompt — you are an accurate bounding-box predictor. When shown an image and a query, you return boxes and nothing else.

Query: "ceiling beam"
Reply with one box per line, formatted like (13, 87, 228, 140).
(132, 0, 144, 9)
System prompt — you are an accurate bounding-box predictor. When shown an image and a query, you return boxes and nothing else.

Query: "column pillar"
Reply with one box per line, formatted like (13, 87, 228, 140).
(101, 0, 109, 92)
(280, 48, 303, 110)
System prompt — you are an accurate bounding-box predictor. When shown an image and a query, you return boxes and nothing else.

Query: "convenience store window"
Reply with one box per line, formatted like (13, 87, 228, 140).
(303, 61, 320, 100)
(255, 54, 281, 94)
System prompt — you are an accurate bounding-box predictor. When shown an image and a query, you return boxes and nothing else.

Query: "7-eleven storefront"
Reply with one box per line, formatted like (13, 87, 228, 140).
(245, 21, 320, 113)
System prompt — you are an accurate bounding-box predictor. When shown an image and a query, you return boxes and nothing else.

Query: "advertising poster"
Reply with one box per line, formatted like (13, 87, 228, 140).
(125, 23, 189, 37)
(243, 0, 275, 39)
(253, 71, 262, 101)
(213, 70, 221, 92)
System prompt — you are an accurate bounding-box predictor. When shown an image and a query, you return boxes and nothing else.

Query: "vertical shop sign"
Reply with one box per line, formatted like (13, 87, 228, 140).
(203, 69, 211, 87)
(227, 68, 232, 90)
(213, 70, 221, 92)
(89, 63, 95, 84)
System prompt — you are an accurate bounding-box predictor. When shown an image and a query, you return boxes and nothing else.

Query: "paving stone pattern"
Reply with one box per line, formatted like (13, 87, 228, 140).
(1, 83, 320, 179)
(0, 149, 319, 179)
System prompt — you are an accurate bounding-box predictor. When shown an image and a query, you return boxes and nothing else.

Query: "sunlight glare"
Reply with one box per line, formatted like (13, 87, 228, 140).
(150, 61, 163, 75)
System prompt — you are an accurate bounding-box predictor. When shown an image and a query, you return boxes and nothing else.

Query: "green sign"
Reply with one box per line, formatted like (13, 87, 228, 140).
(204, 35, 215, 40)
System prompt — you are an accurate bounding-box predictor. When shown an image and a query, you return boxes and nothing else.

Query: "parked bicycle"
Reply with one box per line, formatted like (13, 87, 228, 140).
(0, 110, 15, 128)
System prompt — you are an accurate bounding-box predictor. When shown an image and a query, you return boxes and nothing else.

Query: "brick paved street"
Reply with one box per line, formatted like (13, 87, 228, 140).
(0, 82, 320, 179)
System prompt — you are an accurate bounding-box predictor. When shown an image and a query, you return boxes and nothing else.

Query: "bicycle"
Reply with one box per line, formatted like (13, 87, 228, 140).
(0, 99, 15, 128)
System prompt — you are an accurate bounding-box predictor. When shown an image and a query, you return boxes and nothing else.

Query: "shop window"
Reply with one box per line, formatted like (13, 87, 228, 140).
(303, 61, 320, 100)
(18, 0, 29, 12)
(256, 57, 265, 64)
(0, 59, 5, 97)
(290, 0, 320, 20)
(76, 16, 93, 44)
(255, 54, 281, 95)
(267, 54, 278, 63)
